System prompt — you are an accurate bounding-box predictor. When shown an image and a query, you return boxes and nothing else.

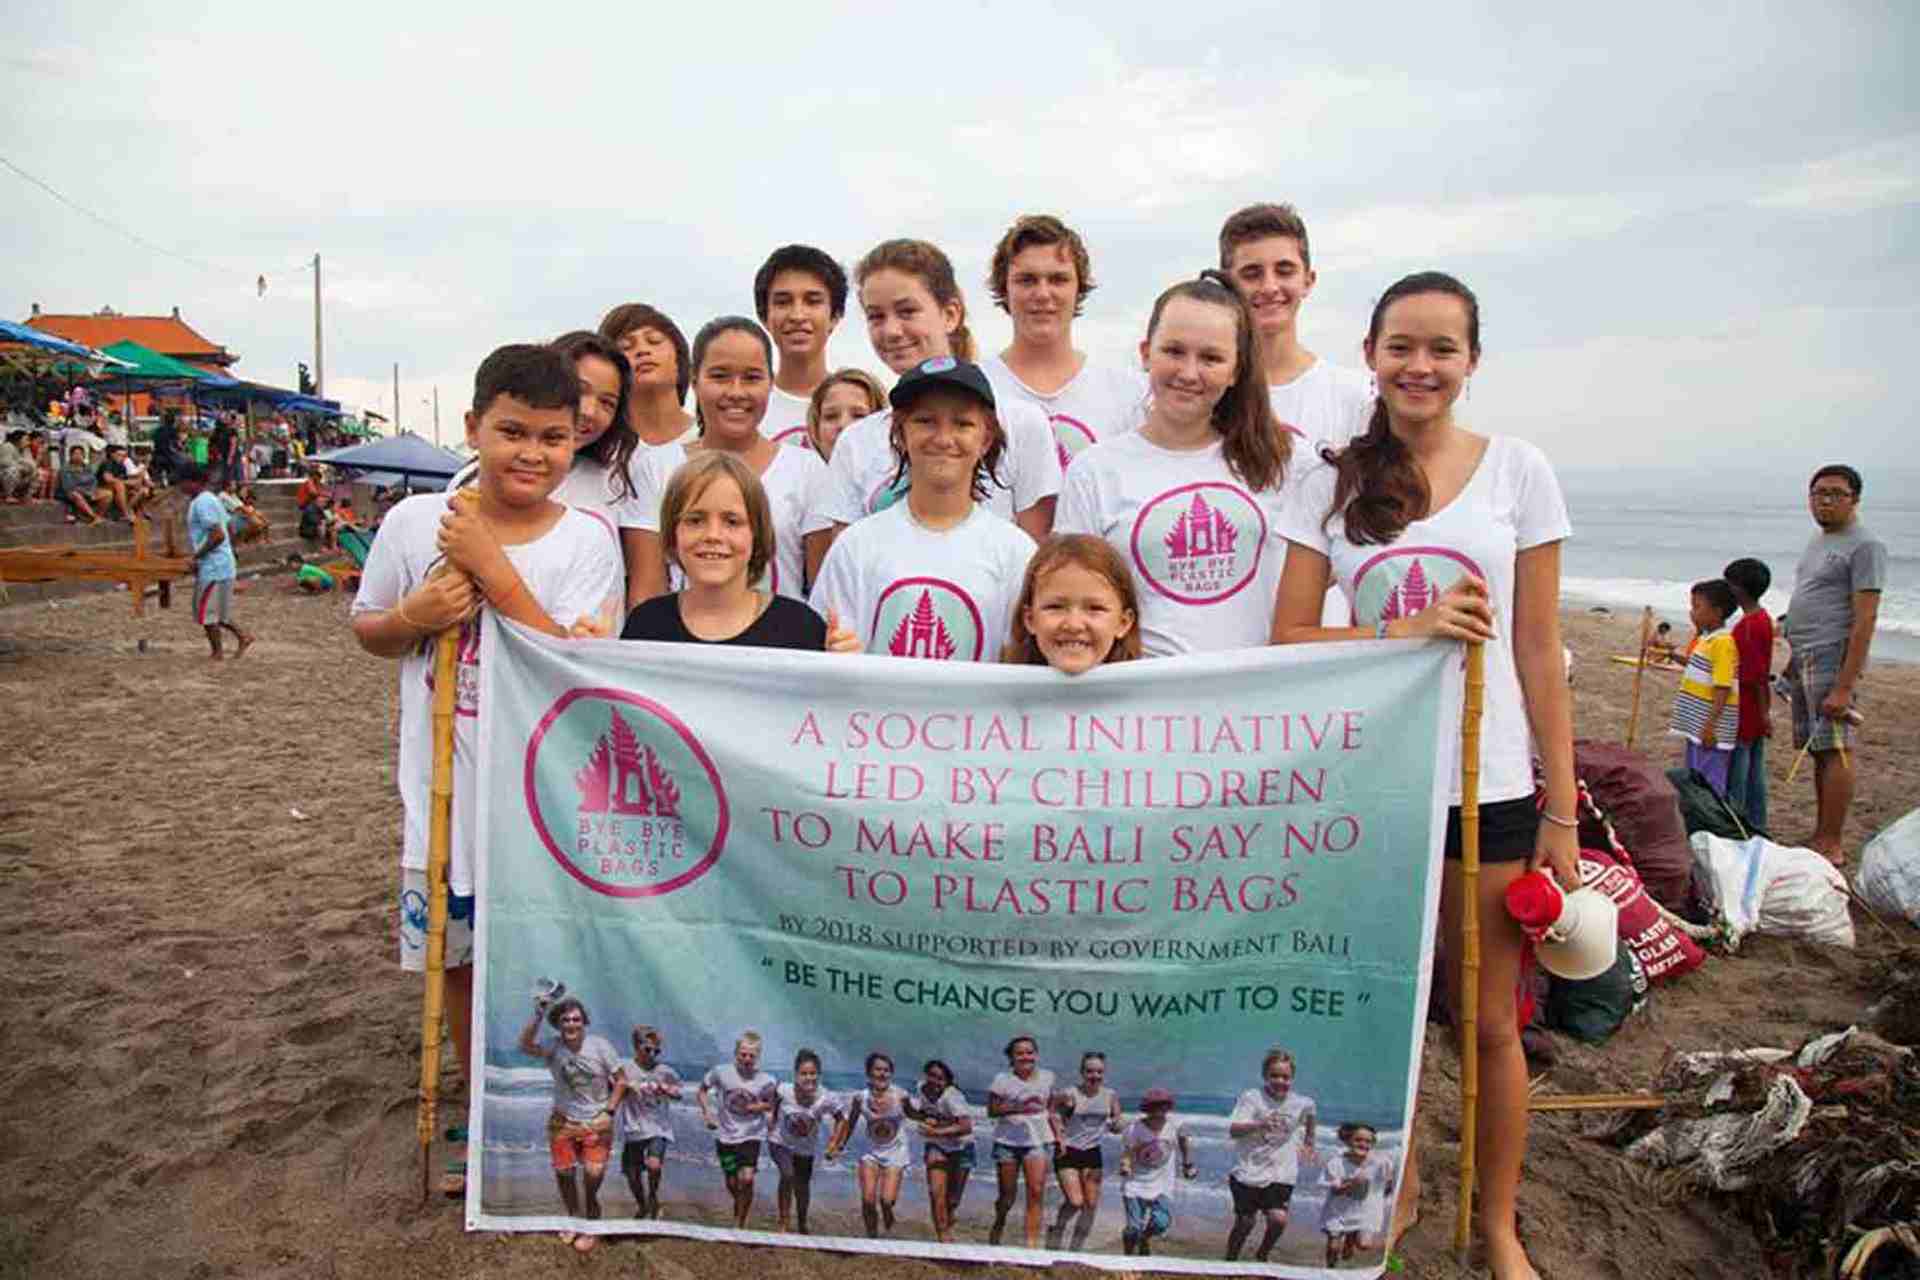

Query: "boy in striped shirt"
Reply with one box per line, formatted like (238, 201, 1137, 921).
(1670, 578, 1740, 794)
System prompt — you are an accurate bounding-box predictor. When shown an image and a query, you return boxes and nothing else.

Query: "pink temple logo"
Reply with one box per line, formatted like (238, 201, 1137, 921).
(1351, 546, 1486, 629)
(870, 577, 985, 661)
(574, 707, 681, 818)
(888, 590, 958, 659)
(1050, 413, 1097, 470)
(1164, 490, 1240, 560)
(1130, 482, 1267, 605)
(524, 688, 730, 899)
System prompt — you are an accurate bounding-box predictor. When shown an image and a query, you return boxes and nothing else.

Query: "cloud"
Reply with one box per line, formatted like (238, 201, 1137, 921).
(1751, 134, 1920, 214)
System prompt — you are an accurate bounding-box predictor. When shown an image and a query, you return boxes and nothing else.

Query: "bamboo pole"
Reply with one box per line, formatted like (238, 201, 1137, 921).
(417, 625, 460, 1203)
(1624, 606, 1654, 747)
(1453, 641, 1486, 1262)
(1527, 1093, 1667, 1113)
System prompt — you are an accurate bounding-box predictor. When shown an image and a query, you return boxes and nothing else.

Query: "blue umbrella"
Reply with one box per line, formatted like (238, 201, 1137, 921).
(0, 318, 95, 358)
(312, 431, 466, 481)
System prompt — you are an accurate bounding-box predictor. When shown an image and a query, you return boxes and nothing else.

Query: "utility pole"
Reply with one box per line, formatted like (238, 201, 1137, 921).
(393, 363, 400, 433)
(312, 253, 323, 399)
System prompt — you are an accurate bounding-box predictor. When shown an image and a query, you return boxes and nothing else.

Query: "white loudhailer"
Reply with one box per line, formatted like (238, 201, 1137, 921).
(1503, 870, 1619, 981)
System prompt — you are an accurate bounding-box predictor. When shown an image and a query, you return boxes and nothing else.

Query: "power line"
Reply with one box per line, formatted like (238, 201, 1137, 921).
(0, 152, 312, 284)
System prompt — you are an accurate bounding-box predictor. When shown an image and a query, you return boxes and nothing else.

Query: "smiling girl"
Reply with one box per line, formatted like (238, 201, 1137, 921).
(986, 1034, 1061, 1248)
(1055, 271, 1292, 656)
(808, 358, 1035, 661)
(805, 368, 885, 460)
(826, 1051, 915, 1238)
(1003, 534, 1141, 672)
(630, 317, 830, 603)
(811, 239, 1060, 577)
(1271, 271, 1576, 1280)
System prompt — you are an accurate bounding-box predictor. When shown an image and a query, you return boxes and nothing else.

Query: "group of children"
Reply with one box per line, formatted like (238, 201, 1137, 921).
(517, 1002, 1395, 1265)
(1667, 559, 1776, 831)
(357, 202, 1582, 1279)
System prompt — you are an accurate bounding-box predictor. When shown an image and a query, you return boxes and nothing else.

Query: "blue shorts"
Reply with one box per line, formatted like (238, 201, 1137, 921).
(1124, 1195, 1171, 1240)
(993, 1140, 1057, 1165)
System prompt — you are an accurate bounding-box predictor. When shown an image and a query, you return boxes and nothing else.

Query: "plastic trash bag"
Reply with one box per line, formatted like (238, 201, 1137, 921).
(1858, 806, 1920, 926)
(1688, 833, 1855, 950)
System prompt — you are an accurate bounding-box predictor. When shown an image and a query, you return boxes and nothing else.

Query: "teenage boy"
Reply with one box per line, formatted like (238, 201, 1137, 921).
(1784, 464, 1887, 863)
(180, 462, 254, 659)
(1723, 557, 1776, 832)
(350, 345, 623, 1122)
(981, 213, 1148, 471)
(754, 244, 848, 447)
(1218, 202, 1372, 450)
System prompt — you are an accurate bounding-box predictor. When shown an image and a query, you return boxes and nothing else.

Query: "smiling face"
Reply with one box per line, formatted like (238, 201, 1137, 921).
(733, 1039, 761, 1076)
(633, 1033, 661, 1066)
(1263, 1058, 1294, 1098)
(1006, 243, 1079, 344)
(616, 326, 680, 397)
(693, 329, 771, 446)
(862, 269, 959, 375)
(1026, 562, 1134, 675)
(1365, 292, 1478, 428)
(573, 353, 623, 448)
(795, 1059, 821, 1098)
(764, 269, 838, 363)
(1079, 1055, 1107, 1091)
(898, 387, 990, 495)
(921, 1062, 951, 1098)
(867, 1057, 894, 1091)
(1141, 295, 1240, 429)
(1347, 1127, 1376, 1158)
(1226, 234, 1315, 339)
(812, 381, 874, 458)
(556, 1007, 587, 1049)
(672, 473, 754, 590)
(465, 394, 576, 507)
(1008, 1037, 1038, 1077)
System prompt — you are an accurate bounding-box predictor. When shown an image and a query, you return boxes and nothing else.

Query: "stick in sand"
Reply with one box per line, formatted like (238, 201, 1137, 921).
(417, 623, 460, 1203)
(1624, 606, 1654, 747)
(1453, 641, 1486, 1262)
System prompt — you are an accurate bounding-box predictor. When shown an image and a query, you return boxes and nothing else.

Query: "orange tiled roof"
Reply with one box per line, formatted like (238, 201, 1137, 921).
(25, 312, 237, 366)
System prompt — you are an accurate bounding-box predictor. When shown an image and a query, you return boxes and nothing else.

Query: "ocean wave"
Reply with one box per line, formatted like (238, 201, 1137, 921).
(1561, 577, 1920, 636)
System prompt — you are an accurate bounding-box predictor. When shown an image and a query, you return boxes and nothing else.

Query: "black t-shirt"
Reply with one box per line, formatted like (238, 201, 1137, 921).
(621, 593, 827, 651)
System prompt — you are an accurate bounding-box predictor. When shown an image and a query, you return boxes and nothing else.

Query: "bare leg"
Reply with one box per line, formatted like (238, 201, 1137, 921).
(990, 1158, 1018, 1244)
(858, 1160, 881, 1237)
(1048, 1168, 1083, 1248)
(1021, 1151, 1048, 1247)
(645, 1158, 664, 1218)
(445, 965, 474, 1074)
(1226, 1211, 1256, 1260)
(777, 1170, 795, 1232)
(926, 1161, 952, 1242)
(1254, 1206, 1288, 1259)
(203, 624, 224, 659)
(731, 1168, 756, 1228)
(878, 1166, 902, 1233)
(1443, 859, 1540, 1280)
(1810, 749, 1854, 861)
(793, 1161, 812, 1234)
(1071, 1169, 1101, 1249)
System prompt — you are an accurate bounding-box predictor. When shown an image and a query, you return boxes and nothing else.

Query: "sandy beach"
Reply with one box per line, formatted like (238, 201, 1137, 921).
(0, 585, 1909, 1280)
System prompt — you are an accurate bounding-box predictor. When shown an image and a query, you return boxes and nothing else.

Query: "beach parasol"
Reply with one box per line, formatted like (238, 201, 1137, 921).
(312, 432, 464, 483)
(0, 319, 99, 360)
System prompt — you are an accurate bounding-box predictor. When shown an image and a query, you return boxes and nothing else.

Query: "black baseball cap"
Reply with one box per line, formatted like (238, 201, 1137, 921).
(888, 356, 996, 414)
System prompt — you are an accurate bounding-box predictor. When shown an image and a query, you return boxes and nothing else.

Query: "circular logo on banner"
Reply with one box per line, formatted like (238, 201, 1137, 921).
(1350, 545, 1485, 627)
(871, 577, 985, 661)
(1129, 481, 1268, 605)
(523, 687, 729, 898)
(1050, 412, 1097, 471)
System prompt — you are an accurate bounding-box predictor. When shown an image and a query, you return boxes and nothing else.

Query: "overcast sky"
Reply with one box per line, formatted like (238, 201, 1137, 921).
(4, 1, 1915, 471)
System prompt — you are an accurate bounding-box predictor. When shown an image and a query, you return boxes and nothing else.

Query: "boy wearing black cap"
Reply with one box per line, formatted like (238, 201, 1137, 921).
(808, 357, 1035, 661)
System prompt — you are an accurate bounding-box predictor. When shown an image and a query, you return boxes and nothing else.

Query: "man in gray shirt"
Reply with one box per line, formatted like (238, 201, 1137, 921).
(1783, 464, 1886, 864)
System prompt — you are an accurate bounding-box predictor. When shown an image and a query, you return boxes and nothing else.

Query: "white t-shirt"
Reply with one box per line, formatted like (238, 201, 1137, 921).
(988, 1068, 1057, 1147)
(636, 442, 829, 599)
(1320, 1148, 1395, 1234)
(854, 1083, 914, 1161)
(547, 1034, 622, 1123)
(817, 401, 1061, 527)
(981, 353, 1148, 473)
(614, 1060, 682, 1143)
(702, 1063, 779, 1144)
(1229, 1087, 1317, 1186)
(1121, 1117, 1183, 1200)
(1268, 359, 1373, 453)
(809, 503, 1035, 661)
(351, 493, 624, 894)
(1056, 432, 1290, 656)
(1278, 435, 1572, 804)
(765, 386, 815, 451)
(917, 1084, 974, 1153)
(554, 455, 650, 540)
(638, 422, 700, 453)
(769, 1084, 843, 1154)
(1060, 1085, 1117, 1150)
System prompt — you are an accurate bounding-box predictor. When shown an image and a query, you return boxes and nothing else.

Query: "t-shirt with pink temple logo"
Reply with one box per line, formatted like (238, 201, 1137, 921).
(1279, 434, 1572, 804)
(981, 353, 1148, 474)
(808, 503, 1035, 661)
(769, 1083, 844, 1155)
(351, 492, 623, 895)
(1056, 433, 1290, 656)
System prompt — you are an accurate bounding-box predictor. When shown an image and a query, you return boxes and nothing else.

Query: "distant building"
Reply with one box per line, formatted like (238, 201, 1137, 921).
(24, 303, 239, 375)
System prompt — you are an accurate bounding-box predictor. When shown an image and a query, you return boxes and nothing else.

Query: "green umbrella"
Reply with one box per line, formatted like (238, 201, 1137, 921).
(96, 340, 224, 382)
